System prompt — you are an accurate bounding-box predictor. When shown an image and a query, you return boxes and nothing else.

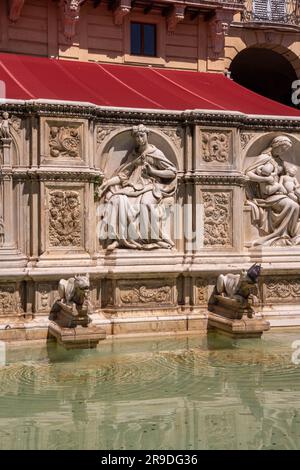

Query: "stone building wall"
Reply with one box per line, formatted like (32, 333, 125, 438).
(1, 1, 300, 76)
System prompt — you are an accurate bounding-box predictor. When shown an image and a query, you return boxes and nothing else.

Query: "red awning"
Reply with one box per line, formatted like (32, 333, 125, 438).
(0, 52, 299, 116)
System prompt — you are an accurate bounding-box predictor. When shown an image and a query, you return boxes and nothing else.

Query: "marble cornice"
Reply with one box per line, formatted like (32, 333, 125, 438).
(11, 168, 104, 182)
(1, 101, 300, 131)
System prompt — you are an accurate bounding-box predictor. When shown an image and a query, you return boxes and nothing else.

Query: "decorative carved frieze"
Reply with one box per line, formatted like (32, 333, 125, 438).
(113, 0, 131, 25)
(181, 174, 246, 187)
(166, 5, 185, 33)
(48, 189, 82, 247)
(240, 132, 255, 149)
(59, 0, 85, 40)
(202, 131, 230, 162)
(0, 217, 4, 247)
(0, 284, 23, 315)
(120, 286, 172, 305)
(203, 191, 232, 246)
(265, 278, 300, 302)
(96, 126, 116, 146)
(49, 126, 80, 158)
(8, 0, 25, 22)
(37, 283, 52, 312)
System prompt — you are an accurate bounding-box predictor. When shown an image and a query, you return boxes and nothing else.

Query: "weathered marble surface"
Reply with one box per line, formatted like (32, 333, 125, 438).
(1, 102, 300, 340)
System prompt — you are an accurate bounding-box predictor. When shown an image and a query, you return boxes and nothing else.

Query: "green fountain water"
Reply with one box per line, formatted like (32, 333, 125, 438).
(1, 331, 300, 450)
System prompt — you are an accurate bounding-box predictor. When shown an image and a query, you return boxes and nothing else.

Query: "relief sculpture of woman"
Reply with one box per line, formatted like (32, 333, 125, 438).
(97, 124, 177, 251)
(245, 135, 300, 246)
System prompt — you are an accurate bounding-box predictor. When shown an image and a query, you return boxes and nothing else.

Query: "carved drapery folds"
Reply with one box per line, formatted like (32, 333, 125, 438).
(166, 5, 185, 32)
(59, 0, 85, 40)
(8, 0, 25, 22)
(202, 131, 229, 162)
(48, 189, 82, 247)
(208, 10, 233, 59)
(203, 191, 232, 246)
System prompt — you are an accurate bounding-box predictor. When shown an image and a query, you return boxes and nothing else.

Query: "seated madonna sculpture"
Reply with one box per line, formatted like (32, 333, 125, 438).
(245, 135, 300, 246)
(97, 124, 177, 251)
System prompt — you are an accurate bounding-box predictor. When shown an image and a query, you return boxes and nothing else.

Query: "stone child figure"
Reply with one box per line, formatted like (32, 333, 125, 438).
(279, 165, 300, 203)
(0, 112, 11, 139)
(97, 124, 177, 251)
(256, 161, 287, 197)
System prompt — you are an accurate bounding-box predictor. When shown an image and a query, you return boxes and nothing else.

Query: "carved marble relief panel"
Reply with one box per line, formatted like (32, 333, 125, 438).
(202, 191, 233, 247)
(0, 283, 24, 317)
(44, 184, 85, 251)
(36, 282, 58, 313)
(40, 118, 87, 164)
(199, 129, 233, 166)
(264, 277, 300, 303)
(103, 278, 177, 309)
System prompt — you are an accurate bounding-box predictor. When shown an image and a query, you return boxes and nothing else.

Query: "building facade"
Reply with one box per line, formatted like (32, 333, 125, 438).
(1, 1, 300, 341)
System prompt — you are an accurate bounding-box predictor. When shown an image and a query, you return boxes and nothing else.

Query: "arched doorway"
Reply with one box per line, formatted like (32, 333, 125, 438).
(229, 48, 298, 107)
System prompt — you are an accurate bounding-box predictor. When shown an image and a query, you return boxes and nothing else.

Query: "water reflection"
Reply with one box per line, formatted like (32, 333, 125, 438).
(0, 333, 300, 449)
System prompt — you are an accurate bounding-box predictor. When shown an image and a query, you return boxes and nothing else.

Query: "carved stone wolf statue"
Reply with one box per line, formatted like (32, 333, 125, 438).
(58, 273, 90, 308)
(216, 263, 261, 307)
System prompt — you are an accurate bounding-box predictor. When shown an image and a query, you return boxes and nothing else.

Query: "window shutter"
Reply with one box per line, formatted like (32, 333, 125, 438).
(253, 0, 270, 20)
(253, 0, 286, 21)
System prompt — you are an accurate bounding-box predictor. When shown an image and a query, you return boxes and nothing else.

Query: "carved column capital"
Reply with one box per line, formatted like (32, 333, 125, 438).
(207, 9, 234, 59)
(167, 5, 185, 33)
(8, 0, 25, 22)
(59, 0, 84, 41)
(113, 0, 131, 26)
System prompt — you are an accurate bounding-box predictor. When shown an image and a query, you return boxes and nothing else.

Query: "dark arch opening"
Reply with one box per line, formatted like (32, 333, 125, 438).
(229, 48, 298, 107)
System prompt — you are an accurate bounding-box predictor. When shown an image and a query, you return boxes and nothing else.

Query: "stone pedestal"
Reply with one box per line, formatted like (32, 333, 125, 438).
(48, 320, 106, 349)
(208, 311, 270, 339)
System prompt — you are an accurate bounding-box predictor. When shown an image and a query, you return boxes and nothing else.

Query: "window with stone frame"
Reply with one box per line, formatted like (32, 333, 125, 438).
(130, 22, 157, 57)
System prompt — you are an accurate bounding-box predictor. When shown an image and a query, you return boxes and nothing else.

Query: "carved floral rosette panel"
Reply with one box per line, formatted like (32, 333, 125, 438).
(203, 191, 232, 247)
(0, 283, 24, 317)
(264, 278, 300, 303)
(41, 119, 86, 162)
(46, 186, 84, 249)
(201, 130, 231, 164)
